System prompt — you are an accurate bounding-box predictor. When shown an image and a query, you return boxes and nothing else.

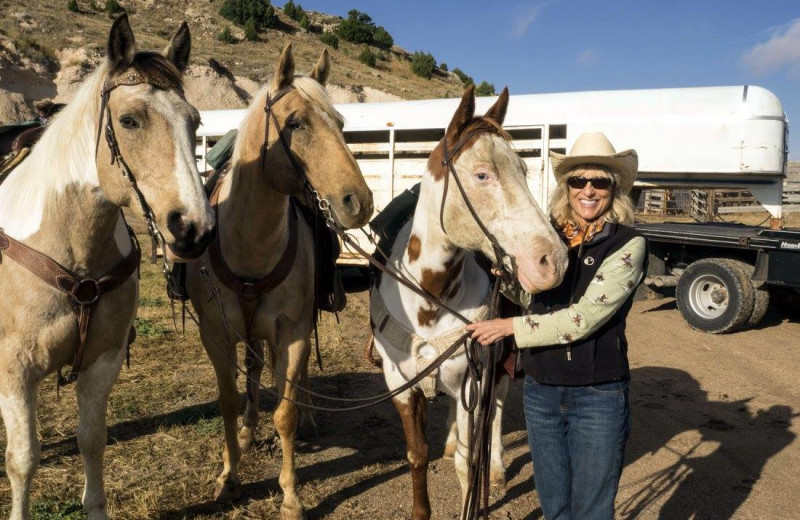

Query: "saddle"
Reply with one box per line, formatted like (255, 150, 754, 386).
(166, 162, 346, 314)
(368, 182, 421, 285)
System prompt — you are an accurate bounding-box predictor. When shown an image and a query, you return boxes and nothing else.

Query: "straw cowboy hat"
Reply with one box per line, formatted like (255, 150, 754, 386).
(550, 132, 638, 194)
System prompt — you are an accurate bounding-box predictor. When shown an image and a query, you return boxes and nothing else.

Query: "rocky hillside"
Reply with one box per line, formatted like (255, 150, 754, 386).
(0, 0, 465, 121)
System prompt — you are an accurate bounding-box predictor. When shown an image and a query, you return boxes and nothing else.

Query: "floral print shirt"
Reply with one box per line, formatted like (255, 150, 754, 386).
(508, 235, 647, 348)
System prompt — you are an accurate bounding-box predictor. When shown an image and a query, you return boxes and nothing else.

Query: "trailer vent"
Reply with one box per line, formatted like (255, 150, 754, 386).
(550, 125, 567, 139)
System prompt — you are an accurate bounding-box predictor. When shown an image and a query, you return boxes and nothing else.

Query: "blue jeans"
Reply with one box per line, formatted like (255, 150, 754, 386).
(524, 376, 631, 520)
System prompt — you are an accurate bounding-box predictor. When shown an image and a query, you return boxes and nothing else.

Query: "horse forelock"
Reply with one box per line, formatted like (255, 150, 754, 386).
(120, 51, 184, 94)
(427, 117, 511, 181)
(231, 74, 343, 171)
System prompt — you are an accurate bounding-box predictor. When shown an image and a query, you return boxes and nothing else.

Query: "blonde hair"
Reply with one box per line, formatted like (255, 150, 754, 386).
(549, 164, 635, 227)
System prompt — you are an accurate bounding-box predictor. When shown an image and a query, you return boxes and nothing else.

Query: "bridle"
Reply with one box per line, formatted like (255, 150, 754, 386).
(439, 125, 518, 284)
(96, 70, 178, 289)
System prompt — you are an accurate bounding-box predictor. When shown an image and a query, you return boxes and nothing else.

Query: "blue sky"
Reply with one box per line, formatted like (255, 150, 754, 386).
(292, 1, 800, 160)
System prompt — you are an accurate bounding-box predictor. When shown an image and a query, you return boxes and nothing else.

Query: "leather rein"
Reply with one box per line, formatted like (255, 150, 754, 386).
(0, 70, 180, 386)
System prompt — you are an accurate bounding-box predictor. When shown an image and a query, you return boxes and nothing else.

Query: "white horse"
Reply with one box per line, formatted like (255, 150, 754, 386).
(371, 86, 568, 519)
(0, 16, 214, 520)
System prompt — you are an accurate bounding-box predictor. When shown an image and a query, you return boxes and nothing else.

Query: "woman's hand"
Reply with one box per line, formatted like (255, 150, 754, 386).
(465, 318, 515, 346)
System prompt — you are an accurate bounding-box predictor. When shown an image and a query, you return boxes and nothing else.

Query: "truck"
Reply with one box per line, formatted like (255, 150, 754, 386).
(196, 85, 799, 332)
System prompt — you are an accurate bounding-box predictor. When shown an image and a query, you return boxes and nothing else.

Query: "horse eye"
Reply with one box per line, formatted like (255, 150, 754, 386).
(119, 115, 139, 130)
(287, 117, 303, 130)
(475, 172, 490, 182)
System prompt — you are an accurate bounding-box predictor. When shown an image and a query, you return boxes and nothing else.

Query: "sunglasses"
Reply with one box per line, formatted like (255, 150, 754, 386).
(566, 176, 614, 190)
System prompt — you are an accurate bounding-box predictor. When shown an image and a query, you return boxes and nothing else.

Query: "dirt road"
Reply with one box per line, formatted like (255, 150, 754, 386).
(0, 276, 797, 519)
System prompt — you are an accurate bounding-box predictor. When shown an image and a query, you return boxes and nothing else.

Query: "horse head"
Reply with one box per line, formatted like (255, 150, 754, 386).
(96, 15, 214, 259)
(426, 86, 567, 294)
(251, 44, 373, 229)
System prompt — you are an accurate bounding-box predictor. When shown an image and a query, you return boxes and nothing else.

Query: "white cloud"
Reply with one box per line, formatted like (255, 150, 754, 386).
(576, 49, 597, 66)
(511, 4, 546, 38)
(741, 18, 800, 79)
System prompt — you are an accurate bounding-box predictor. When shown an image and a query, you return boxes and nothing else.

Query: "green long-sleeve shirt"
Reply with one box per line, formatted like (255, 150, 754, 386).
(506, 236, 646, 348)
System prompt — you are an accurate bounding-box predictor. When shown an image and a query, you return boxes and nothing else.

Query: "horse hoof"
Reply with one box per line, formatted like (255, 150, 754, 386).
(490, 469, 507, 488)
(214, 476, 242, 502)
(280, 503, 306, 520)
(238, 427, 255, 452)
(443, 442, 457, 459)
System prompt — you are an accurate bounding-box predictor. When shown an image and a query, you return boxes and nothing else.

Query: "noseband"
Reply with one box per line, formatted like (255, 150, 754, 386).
(439, 127, 518, 282)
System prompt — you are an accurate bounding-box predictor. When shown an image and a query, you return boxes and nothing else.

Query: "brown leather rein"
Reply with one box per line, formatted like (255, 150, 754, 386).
(0, 71, 177, 386)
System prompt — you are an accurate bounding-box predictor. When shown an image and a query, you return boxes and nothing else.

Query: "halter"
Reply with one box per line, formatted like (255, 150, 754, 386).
(95, 70, 178, 287)
(438, 126, 518, 283)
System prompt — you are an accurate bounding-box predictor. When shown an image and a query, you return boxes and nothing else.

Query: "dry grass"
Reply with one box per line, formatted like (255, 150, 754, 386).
(0, 0, 465, 101)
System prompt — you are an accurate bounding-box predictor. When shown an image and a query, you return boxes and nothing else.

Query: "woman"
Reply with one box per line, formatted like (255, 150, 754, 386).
(466, 132, 646, 520)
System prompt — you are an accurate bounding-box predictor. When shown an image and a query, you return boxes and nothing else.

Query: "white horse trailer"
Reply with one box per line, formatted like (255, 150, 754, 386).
(197, 85, 799, 332)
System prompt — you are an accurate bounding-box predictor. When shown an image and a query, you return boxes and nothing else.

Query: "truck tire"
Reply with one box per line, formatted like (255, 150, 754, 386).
(676, 258, 755, 333)
(745, 285, 770, 329)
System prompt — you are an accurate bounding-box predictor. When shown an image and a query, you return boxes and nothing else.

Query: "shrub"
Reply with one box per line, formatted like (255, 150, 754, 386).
(373, 25, 393, 49)
(283, 0, 299, 20)
(439, 62, 448, 72)
(89, 0, 98, 10)
(284, 0, 305, 22)
(319, 31, 339, 49)
(244, 17, 258, 40)
(105, 0, 122, 16)
(217, 25, 236, 44)
(299, 13, 310, 30)
(67, 0, 79, 12)
(336, 9, 374, 44)
(452, 67, 474, 86)
(219, 0, 277, 29)
(475, 81, 496, 96)
(358, 47, 377, 67)
(410, 51, 436, 79)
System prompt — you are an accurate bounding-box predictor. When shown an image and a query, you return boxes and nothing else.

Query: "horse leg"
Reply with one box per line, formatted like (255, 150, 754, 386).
(238, 340, 265, 453)
(296, 360, 317, 439)
(489, 375, 509, 488)
(0, 369, 40, 520)
(75, 343, 126, 520)
(393, 389, 431, 520)
(272, 336, 309, 520)
(201, 331, 243, 501)
(443, 397, 458, 459)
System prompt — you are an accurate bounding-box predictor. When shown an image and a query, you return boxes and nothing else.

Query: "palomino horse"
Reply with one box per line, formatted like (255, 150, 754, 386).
(185, 44, 373, 520)
(0, 15, 214, 520)
(370, 86, 568, 519)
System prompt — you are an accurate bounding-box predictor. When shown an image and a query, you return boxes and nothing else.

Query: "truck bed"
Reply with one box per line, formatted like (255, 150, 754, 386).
(634, 222, 800, 252)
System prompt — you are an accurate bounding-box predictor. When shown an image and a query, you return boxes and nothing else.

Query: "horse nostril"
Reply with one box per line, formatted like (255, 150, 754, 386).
(167, 210, 185, 236)
(539, 254, 549, 267)
(342, 193, 361, 215)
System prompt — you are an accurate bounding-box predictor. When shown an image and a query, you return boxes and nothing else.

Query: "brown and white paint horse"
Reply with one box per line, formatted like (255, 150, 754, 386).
(185, 45, 372, 520)
(371, 86, 568, 519)
(0, 15, 214, 520)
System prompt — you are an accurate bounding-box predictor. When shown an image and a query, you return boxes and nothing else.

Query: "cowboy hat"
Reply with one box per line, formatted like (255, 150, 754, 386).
(550, 132, 638, 194)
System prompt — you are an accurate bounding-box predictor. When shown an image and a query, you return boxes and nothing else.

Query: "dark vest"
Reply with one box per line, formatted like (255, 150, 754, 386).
(520, 223, 644, 386)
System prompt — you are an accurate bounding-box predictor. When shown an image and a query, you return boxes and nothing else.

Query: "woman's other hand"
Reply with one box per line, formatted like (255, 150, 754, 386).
(465, 318, 514, 346)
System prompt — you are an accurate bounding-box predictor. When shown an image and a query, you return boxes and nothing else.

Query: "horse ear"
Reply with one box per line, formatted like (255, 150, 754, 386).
(484, 87, 509, 126)
(446, 85, 476, 140)
(164, 21, 191, 72)
(107, 14, 136, 72)
(271, 43, 295, 92)
(310, 49, 331, 86)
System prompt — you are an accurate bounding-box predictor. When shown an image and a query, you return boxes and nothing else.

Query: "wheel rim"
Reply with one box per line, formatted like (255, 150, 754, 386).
(687, 274, 729, 320)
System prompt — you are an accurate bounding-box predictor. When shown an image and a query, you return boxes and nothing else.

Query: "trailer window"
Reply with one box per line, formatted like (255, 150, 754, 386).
(550, 125, 567, 139)
(344, 130, 391, 156)
(394, 128, 444, 158)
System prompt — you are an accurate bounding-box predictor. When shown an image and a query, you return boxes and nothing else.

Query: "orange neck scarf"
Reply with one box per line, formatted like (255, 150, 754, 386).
(561, 219, 606, 249)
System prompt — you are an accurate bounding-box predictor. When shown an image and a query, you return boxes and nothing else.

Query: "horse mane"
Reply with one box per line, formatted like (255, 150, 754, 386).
(426, 116, 512, 181)
(231, 75, 344, 167)
(0, 52, 182, 238)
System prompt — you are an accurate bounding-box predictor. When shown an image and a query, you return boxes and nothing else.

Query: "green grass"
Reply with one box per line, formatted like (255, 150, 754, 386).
(31, 499, 86, 520)
(134, 317, 168, 338)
